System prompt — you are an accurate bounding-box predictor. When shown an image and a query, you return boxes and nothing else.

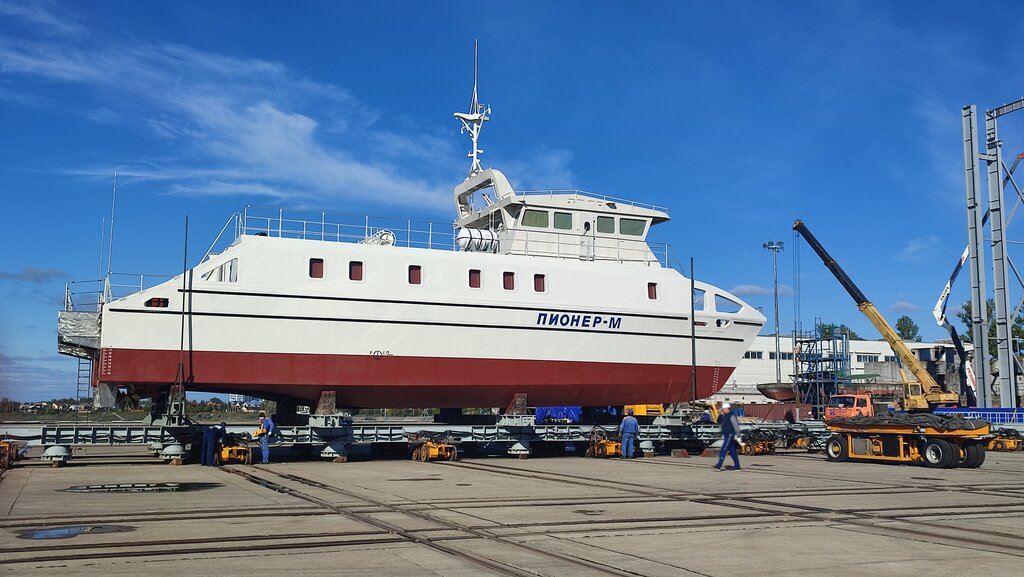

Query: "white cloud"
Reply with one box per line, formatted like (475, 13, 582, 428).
(891, 301, 920, 312)
(896, 235, 940, 262)
(730, 284, 771, 297)
(0, 1, 84, 37)
(0, 7, 573, 212)
(729, 284, 794, 298)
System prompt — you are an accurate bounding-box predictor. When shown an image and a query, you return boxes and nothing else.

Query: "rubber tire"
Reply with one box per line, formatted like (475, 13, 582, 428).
(419, 446, 431, 462)
(244, 449, 253, 466)
(960, 443, 986, 469)
(585, 446, 595, 458)
(993, 440, 1006, 451)
(411, 446, 421, 461)
(447, 447, 457, 462)
(923, 439, 956, 468)
(825, 435, 848, 462)
(596, 444, 607, 458)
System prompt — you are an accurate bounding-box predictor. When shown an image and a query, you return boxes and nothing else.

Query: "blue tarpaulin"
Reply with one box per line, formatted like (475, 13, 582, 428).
(535, 406, 582, 423)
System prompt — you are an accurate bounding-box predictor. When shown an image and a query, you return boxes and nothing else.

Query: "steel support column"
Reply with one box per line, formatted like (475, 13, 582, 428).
(987, 107, 1018, 407)
(964, 105, 991, 406)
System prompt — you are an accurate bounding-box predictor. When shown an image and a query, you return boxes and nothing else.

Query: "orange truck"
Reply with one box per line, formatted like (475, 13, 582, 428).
(824, 393, 876, 420)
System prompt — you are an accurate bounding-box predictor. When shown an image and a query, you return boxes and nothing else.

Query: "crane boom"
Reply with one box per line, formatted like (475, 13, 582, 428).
(792, 219, 959, 410)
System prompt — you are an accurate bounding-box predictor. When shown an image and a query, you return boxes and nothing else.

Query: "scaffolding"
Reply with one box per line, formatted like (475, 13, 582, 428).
(793, 322, 851, 418)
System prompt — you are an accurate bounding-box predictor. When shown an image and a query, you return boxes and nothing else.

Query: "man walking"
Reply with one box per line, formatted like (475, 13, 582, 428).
(714, 402, 742, 471)
(255, 413, 275, 464)
(618, 409, 639, 459)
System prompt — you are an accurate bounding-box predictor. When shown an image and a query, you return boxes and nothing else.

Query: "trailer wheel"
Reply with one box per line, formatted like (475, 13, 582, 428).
(993, 440, 1006, 451)
(923, 439, 956, 468)
(960, 443, 986, 469)
(825, 435, 848, 462)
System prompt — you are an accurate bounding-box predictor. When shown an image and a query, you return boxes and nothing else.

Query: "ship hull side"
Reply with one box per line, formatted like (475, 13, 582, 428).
(102, 347, 734, 407)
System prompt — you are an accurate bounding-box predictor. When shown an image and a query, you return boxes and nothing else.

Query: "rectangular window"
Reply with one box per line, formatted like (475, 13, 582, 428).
(503, 271, 515, 290)
(521, 209, 549, 228)
(620, 218, 647, 236)
(408, 265, 421, 285)
(596, 216, 615, 234)
(144, 297, 169, 308)
(469, 269, 481, 288)
(309, 258, 324, 279)
(534, 274, 546, 292)
(553, 212, 572, 230)
(349, 261, 363, 281)
(743, 351, 764, 359)
(647, 282, 657, 300)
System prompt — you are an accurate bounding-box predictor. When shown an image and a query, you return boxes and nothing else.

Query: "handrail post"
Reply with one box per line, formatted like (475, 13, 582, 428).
(428, 222, 433, 249)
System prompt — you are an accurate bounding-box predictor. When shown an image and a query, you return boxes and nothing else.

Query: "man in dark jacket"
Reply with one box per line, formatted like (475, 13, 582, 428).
(714, 403, 742, 471)
(201, 422, 227, 466)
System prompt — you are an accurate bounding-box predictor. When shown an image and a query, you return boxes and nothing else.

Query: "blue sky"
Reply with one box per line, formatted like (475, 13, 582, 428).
(2, 2, 1024, 401)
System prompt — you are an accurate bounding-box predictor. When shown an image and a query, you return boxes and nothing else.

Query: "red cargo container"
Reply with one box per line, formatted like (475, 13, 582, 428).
(742, 403, 813, 422)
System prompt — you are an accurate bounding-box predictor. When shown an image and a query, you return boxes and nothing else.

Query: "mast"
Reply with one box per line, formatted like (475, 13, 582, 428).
(453, 40, 490, 177)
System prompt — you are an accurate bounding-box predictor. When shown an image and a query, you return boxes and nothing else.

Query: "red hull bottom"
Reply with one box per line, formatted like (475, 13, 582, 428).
(101, 348, 735, 408)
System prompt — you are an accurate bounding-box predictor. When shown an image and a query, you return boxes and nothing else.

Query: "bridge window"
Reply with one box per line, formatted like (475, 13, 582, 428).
(693, 288, 706, 311)
(620, 218, 646, 236)
(534, 274, 546, 292)
(469, 269, 481, 288)
(522, 209, 549, 228)
(647, 282, 658, 300)
(309, 258, 324, 279)
(503, 271, 515, 290)
(596, 216, 615, 234)
(408, 265, 422, 285)
(349, 261, 363, 281)
(201, 258, 238, 283)
(553, 212, 573, 230)
(715, 294, 742, 313)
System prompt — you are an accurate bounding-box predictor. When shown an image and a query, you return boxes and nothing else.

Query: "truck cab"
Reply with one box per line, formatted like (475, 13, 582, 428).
(824, 393, 873, 421)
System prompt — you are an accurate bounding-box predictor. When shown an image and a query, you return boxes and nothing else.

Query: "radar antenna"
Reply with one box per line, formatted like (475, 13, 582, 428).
(453, 40, 490, 177)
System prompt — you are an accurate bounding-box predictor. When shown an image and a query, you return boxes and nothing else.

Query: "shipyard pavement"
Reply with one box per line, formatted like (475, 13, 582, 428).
(2, 447, 1024, 576)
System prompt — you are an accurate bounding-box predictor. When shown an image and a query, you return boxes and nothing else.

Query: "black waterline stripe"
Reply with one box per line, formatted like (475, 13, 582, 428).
(107, 308, 747, 343)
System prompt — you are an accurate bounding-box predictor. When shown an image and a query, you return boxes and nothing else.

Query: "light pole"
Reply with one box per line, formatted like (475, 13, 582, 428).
(763, 240, 784, 383)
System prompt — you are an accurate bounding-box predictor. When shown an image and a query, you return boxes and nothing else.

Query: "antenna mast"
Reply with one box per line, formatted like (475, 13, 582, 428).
(103, 173, 117, 304)
(453, 40, 490, 177)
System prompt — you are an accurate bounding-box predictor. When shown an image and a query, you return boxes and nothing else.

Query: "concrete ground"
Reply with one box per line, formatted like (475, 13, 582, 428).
(2, 447, 1024, 576)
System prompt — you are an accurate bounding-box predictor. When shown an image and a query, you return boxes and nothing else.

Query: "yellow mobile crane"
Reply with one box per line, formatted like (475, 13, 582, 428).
(793, 220, 960, 411)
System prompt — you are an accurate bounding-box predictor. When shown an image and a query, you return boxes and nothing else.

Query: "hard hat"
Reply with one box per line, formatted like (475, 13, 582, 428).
(721, 402, 731, 409)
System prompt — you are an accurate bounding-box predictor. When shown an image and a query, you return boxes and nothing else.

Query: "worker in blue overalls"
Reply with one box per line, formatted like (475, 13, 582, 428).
(714, 402, 742, 471)
(618, 410, 639, 459)
(255, 413, 275, 464)
(200, 422, 227, 466)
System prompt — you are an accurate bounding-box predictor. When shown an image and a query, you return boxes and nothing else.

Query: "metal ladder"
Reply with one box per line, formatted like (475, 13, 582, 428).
(75, 358, 92, 422)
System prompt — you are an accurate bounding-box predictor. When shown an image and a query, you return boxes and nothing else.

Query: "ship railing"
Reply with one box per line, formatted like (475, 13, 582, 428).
(239, 206, 456, 251)
(64, 273, 175, 312)
(516, 189, 669, 214)
(509, 228, 671, 267)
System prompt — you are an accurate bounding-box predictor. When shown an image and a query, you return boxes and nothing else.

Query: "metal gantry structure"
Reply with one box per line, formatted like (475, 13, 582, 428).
(793, 323, 851, 418)
(964, 99, 1024, 408)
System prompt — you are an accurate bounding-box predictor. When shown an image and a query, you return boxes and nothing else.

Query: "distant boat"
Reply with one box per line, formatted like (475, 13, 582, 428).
(757, 382, 797, 402)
